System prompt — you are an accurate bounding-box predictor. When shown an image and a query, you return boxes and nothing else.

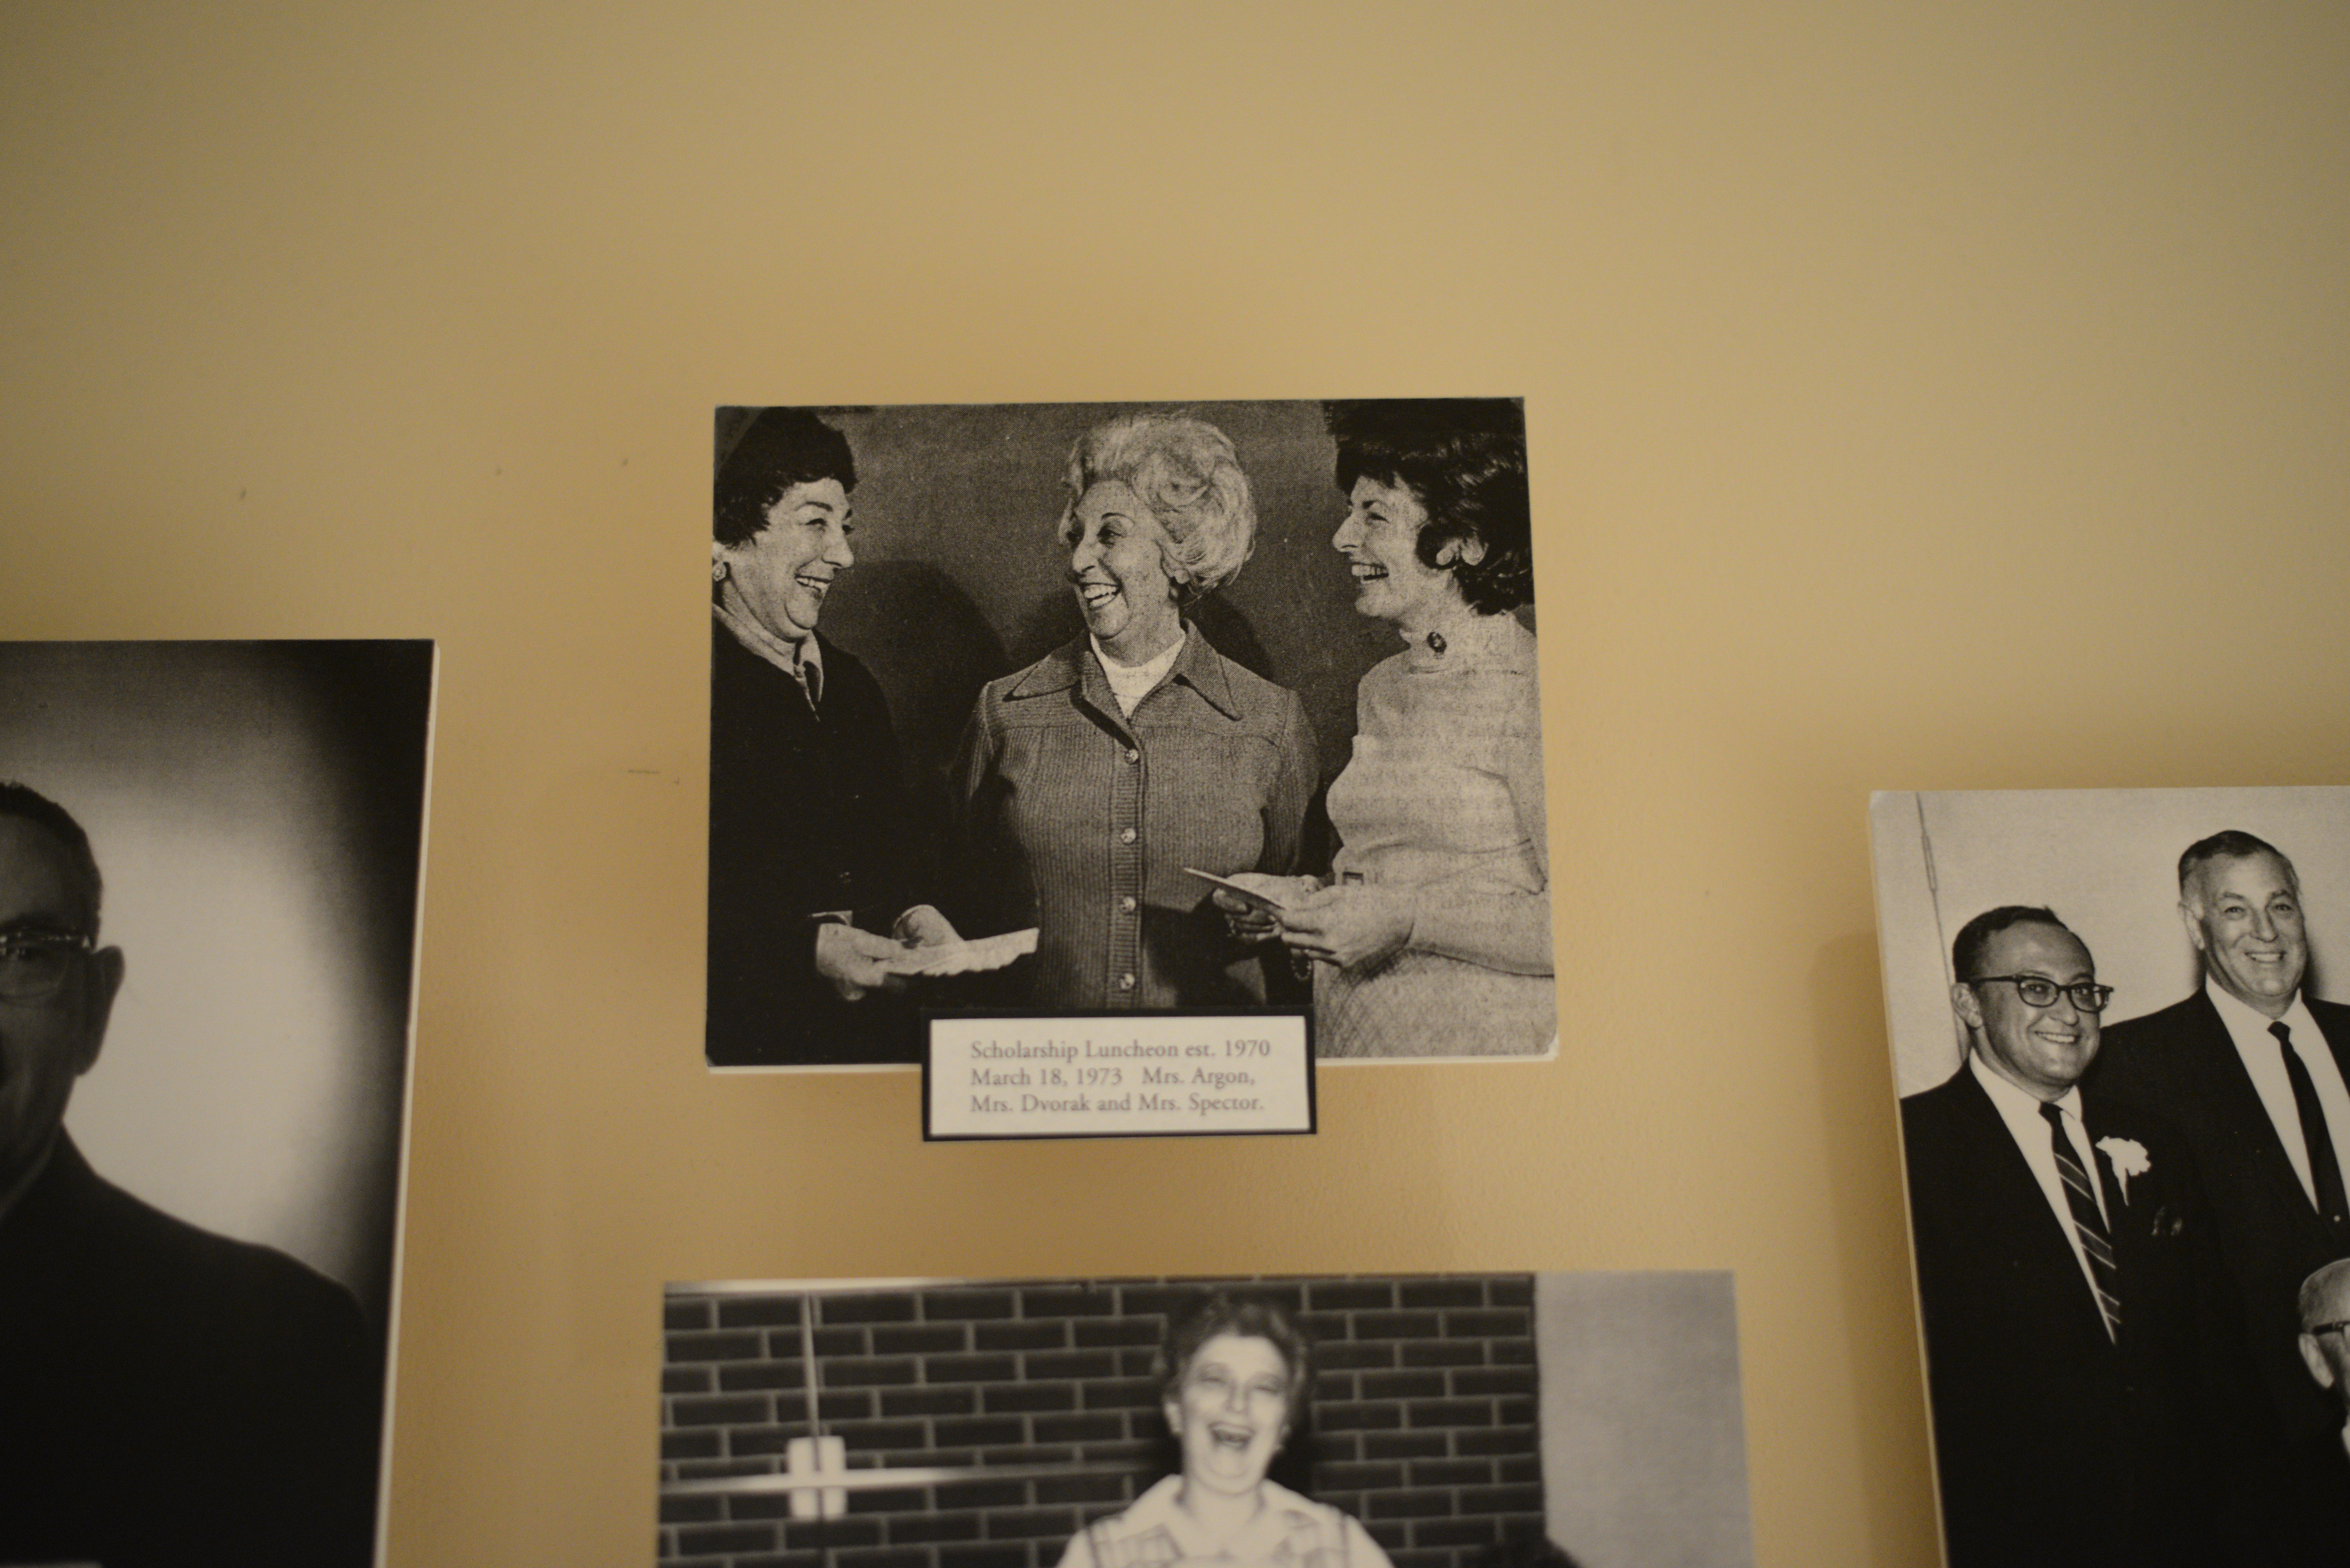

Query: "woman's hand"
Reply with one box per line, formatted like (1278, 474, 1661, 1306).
(1212, 874, 1323, 942)
(1275, 885, 1414, 970)
(814, 921, 904, 1001)
(893, 905, 961, 948)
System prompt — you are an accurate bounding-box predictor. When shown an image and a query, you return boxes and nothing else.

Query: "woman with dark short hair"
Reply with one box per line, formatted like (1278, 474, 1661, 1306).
(952, 413, 1317, 1011)
(706, 407, 959, 1066)
(1058, 1290, 1390, 1568)
(1220, 400, 1551, 1057)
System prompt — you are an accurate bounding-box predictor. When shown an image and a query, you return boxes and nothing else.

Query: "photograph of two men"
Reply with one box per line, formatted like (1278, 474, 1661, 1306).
(1874, 787, 2350, 1567)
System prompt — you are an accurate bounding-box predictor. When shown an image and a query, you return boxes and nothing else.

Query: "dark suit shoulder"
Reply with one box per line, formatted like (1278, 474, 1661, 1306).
(1897, 1071, 2015, 1223)
(713, 622, 888, 706)
(2090, 992, 2218, 1104)
(2102, 992, 2213, 1048)
(1900, 1068, 1991, 1144)
(4, 1137, 367, 1343)
(2307, 994, 2350, 1048)
(0, 1139, 382, 1568)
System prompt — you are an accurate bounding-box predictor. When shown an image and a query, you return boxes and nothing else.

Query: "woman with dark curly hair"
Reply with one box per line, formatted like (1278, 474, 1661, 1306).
(1058, 1291, 1390, 1568)
(1219, 400, 1551, 1057)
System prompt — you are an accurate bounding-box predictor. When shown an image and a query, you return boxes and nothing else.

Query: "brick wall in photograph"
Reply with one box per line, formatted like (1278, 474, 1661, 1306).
(658, 1276, 1542, 1568)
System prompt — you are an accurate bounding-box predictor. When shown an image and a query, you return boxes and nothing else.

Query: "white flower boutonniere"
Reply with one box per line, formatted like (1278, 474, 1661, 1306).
(2098, 1136, 2152, 1202)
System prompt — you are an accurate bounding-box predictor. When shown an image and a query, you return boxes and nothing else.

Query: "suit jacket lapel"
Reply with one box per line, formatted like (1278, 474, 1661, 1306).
(2180, 989, 2319, 1216)
(2308, 1000, 2350, 1089)
(1953, 1071, 2118, 1341)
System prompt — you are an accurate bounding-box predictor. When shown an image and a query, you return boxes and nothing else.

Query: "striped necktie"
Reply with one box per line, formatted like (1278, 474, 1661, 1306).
(2040, 1101, 2121, 1341)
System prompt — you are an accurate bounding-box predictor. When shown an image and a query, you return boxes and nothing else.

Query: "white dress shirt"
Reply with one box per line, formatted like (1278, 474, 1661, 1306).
(2206, 979, 2350, 1211)
(1969, 1053, 2114, 1334)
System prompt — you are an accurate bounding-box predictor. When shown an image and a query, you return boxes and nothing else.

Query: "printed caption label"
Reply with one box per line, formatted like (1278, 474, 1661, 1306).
(925, 1013, 1314, 1140)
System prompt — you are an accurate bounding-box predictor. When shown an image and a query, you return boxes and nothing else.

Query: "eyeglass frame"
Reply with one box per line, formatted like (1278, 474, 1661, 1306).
(1964, 973, 2117, 1014)
(0, 928, 97, 1002)
(2307, 1319, 2350, 1338)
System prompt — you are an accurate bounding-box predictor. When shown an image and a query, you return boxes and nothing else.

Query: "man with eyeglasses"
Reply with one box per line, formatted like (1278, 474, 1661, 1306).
(1899, 904, 2268, 1567)
(2092, 831, 2350, 1454)
(0, 783, 380, 1567)
(2280, 1258, 2350, 1560)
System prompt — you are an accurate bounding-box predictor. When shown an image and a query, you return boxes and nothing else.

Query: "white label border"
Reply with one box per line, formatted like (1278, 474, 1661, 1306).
(923, 1009, 1316, 1142)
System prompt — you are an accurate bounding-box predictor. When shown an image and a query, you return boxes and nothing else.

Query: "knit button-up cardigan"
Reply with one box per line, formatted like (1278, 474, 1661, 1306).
(951, 626, 1317, 1011)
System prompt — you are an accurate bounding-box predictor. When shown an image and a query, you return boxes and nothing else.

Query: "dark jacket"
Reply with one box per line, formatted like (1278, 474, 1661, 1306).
(706, 621, 931, 1066)
(2274, 1422, 2350, 1566)
(2091, 990, 2350, 1445)
(1900, 1066, 2274, 1567)
(0, 1133, 382, 1568)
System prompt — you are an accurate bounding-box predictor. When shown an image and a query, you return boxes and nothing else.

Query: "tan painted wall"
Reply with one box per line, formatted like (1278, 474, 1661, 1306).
(4, 4, 2346, 1562)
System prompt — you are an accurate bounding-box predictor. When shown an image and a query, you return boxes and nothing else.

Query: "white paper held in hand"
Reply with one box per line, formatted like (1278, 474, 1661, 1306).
(1181, 868, 1291, 913)
(876, 927, 1039, 977)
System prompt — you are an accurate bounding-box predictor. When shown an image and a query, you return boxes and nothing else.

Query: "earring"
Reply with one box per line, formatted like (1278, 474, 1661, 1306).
(712, 561, 729, 583)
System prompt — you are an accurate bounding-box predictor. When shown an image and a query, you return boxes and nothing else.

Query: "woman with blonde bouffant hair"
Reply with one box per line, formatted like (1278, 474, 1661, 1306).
(951, 412, 1317, 1010)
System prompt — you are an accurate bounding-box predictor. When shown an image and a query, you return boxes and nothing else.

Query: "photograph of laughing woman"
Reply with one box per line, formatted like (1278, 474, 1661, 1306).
(1058, 1291, 1391, 1568)
(1218, 402, 1552, 1058)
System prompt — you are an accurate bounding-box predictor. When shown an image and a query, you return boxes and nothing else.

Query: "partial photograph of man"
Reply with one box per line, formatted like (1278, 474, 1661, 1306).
(1899, 905, 2269, 1567)
(2092, 830, 2350, 1446)
(706, 408, 961, 1067)
(0, 782, 382, 1568)
(2280, 1258, 2350, 1562)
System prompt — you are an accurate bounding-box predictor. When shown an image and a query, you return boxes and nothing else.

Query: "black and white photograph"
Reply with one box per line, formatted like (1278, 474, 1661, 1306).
(0, 640, 434, 1568)
(706, 400, 1554, 1071)
(1870, 787, 2350, 1565)
(658, 1273, 1754, 1568)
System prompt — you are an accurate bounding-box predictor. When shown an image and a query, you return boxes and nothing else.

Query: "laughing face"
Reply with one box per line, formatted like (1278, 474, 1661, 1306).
(1956, 920, 2101, 1101)
(1065, 479, 1183, 663)
(1332, 476, 1463, 631)
(2187, 851, 2308, 1019)
(715, 478, 854, 644)
(1165, 1332, 1293, 1496)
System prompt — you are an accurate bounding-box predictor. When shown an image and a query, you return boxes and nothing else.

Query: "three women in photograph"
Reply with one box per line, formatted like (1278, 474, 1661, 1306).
(706, 400, 1554, 1065)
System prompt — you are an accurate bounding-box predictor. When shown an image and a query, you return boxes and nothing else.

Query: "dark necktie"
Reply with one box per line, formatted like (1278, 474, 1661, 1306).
(2040, 1101, 2122, 1340)
(2271, 1020, 2349, 1226)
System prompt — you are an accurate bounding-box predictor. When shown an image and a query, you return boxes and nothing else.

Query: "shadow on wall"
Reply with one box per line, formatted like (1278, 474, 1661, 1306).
(826, 560, 1007, 785)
